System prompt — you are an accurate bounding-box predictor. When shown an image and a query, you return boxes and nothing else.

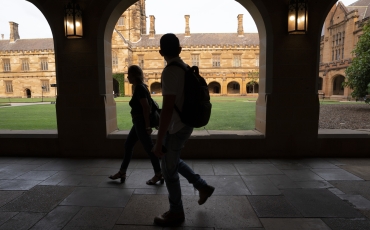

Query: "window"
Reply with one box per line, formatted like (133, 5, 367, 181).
(233, 54, 241, 67)
(191, 54, 199, 66)
(337, 49, 341, 60)
(21, 59, 30, 71)
(342, 48, 344, 59)
(232, 83, 240, 90)
(5, 81, 13, 93)
(41, 80, 50, 92)
(338, 32, 341, 44)
(332, 50, 334, 61)
(3, 59, 11, 72)
(342, 32, 345, 44)
(332, 35, 335, 47)
(255, 55, 259, 67)
(112, 52, 118, 67)
(40, 58, 48, 71)
(118, 17, 124, 26)
(138, 55, 144, 69)
(336, 34, 338, 45)
(212, 54, 220, 67)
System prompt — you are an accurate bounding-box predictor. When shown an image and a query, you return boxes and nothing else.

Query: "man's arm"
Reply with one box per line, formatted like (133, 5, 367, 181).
(153, 94, 176, 157)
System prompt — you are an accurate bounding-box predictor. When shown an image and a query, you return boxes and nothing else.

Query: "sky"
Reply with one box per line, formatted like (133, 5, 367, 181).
(0, 0, 359, 39)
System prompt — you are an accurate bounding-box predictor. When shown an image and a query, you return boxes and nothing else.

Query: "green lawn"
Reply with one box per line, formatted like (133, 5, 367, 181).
(0, 96, 363, 130)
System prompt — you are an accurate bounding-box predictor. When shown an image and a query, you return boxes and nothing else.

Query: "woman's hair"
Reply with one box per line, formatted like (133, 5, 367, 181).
(128, 65, 144, 83)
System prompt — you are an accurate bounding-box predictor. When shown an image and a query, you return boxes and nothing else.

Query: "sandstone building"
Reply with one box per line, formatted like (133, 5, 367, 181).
(1, 0, 259, 98)
(319, 0, 370, 100)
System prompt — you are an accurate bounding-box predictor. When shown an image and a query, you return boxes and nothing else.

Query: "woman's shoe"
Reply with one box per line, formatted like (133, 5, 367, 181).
(146, 173, 164, 185)
(108, 171, 126, 183)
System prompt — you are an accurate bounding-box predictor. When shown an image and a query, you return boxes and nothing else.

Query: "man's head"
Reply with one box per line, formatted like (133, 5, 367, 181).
(159, 33, 181, 57)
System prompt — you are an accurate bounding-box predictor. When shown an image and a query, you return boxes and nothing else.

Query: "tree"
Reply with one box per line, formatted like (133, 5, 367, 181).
(344, 20, 370, 104)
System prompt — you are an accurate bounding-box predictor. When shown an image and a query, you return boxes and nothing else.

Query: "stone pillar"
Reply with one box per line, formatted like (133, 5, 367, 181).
(237, 14, 244, 37)
(149, 15, 155, 39)
(185, 15, 190, 37)
(9, 21, 20, 42)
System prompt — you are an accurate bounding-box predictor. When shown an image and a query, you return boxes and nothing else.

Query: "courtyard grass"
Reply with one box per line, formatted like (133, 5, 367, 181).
(0, 96, 363, 130)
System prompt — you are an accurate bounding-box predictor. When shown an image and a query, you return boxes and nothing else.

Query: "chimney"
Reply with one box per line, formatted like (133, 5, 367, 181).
(185, 15, 190, 37)
(237, 14, 244, 37)
(1, 34, 4, 40)
(9, 21, 20, 42)
(149, 15, 155, 39)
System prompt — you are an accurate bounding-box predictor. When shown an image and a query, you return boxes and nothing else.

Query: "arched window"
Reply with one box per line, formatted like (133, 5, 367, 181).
(112, 51, 118, 67)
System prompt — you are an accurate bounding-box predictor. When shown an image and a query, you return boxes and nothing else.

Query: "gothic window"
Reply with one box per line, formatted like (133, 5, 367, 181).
(342, 32, 345, 44)
(5, 81, 13, 93)
(212, 54, 220, 67)
(21, 59, 30, 71)
(112, 51, 118, 67)
(40, 58, 48, 71)
(138, 55, 144, 69)
(3, 59, 11, 72)
(338, 32, 341, 44)
(342, 48, 344, 59)
(338, 49, 341, 60)
(42, 80, 50, 92)
(332, 50, 334, 61)
(336, 34, 338, 45)
(233, 54, 241, 67)
(191, 54, 199, 66)
(332, 35, 335, 47)
(118, 17, 124, 26)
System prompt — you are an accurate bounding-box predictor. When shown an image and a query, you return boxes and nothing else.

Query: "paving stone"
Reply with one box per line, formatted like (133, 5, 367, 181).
(63, 207, 123, 230)
(242, 176, 281, 195)
(266, 175, 300, 189)
(212, 164, 239, 175)
(95, 168, 133, 176)
(330, 181, 370, 201)
(121, 169, 164, 189)
(201, 176, 251, 195)
(247, 196, 302, 217)
(0, 212, 18, 226)
(335, 158, 370, 166)
(328, 188, 345, 195)
(340, 165, 370, 180)
(270, 159, 309, 170)
(38, 171, 75, 186)
(1, 185, 75, 212)
(58, 175, 107, 187)
(300, 159, 339, 169)
(210, 159, 251, 164)
(60, 187, 133, 207)
(136, 160, 156, 169)
(16, 170, 58, 181)
(0, 164, 40, 180)
(113, 226, 162, 230)
(134, 188, 158, 195)
(157, 186, 196, 195)
(0, 179, 40, 190)
(235, 164, 283, 176)
(117, 195, 262, 229)
(0, 191, 23, 207)
(336, 194, 370, 210)
(282, 169, 324, 181)
(260, 218, 331, 230)
(323, 158, 346, 166)
(193, 164, 214, 175)
(282, 189, 364, 218)
(312, 169, 363, 181)
(296, 181, 333, 189)
(321, 218, 370, 230)
(0, 212, 45, 230)
(30, 206, 81, 230)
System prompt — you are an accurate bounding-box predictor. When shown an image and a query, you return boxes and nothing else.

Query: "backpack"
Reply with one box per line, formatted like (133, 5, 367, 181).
(165, 62, 212, 128)
(141, 84, 161, 128)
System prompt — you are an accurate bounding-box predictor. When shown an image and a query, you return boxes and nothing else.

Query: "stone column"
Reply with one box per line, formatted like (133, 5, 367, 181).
(185, 15, 190, 37)
(237, 14, 244, 37)
(149, 15, 155, 39)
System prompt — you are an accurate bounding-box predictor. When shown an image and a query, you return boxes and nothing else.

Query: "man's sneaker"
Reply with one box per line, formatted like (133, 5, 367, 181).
(154, 210, 185, 226)
(198, 184, 215, 205)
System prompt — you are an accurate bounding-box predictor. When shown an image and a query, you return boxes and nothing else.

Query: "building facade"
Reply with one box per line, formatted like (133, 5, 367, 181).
(1, 0, 259, 98)
(319, 0, 370, 100)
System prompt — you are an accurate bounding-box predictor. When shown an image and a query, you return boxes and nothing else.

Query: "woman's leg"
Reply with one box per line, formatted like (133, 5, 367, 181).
(120, 125, 139, 173)
(135, 117, 161, 174)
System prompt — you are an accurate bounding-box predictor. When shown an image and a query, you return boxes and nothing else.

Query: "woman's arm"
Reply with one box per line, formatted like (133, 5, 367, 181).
(139, 97, 152, 134)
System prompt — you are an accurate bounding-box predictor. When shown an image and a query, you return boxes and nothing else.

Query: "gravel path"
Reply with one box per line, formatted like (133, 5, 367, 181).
(319, 103, 370, 129)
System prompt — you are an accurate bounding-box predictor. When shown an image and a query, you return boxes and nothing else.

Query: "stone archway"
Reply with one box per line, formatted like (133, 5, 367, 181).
(246, 82, 259, 94)
(208, 81, 221, 94)
(150, 82, 161, 94)
(318, 77, 323, 91)
(227, 81, 240, 94)
(113, 78, 119, 97)
(332, 75, 345, 95)
(25, 88, 31, 98)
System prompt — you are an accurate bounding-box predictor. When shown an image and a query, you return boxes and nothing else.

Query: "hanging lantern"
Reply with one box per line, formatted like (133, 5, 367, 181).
(64, 0, 83, 38)
(288, 0, 308, 34)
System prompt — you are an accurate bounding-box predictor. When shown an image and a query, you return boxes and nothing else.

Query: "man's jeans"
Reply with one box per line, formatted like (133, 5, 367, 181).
(161, 125, 207, 212)
(120, 116, 161, 174)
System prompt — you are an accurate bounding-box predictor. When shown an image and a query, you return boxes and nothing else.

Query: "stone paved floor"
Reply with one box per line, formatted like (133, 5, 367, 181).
(1, 157, 370, 230)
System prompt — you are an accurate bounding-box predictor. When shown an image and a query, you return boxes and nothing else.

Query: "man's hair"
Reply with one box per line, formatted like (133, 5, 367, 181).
(160, 33, 180, 57)
(128, 65, 144, 83)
